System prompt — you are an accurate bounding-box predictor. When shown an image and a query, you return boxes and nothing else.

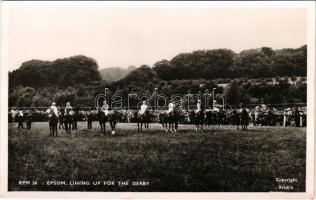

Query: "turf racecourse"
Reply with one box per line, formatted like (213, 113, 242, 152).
(8, 122, 306, 192)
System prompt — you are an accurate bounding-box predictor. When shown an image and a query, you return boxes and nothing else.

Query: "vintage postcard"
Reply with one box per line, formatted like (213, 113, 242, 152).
(0, 1, 315, 199)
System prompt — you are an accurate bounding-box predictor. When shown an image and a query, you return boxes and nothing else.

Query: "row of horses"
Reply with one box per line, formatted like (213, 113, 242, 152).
(47, 108, 250, 137)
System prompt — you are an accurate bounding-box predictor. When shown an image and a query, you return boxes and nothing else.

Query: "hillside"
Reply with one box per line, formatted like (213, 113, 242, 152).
(8, 45, 307, 107)
(99, 66, 136, 83)
(9, 55, 101, 89)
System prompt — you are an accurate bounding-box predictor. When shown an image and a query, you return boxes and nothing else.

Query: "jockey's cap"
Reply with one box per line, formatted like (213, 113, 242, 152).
(52, 102, 56, 106)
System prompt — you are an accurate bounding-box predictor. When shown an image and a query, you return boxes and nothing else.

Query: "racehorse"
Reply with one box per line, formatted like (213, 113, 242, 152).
(64, 111, 73, 134)
(240, 108, 250, 131)
(136, 110, 150, 132)
(97, 109, 117, 135)
(47, 109, 58, 137)
(58, 111, 65, 130)
(189, 109, 205, 132)
(159, 110, 180, 133)
(72, 111, 79, 130)
(231, 109, 241, 130)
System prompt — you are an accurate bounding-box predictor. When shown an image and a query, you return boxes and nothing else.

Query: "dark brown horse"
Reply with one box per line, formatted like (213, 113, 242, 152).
(189, 109, 205, 132)
(47, 109, 58, 137)
(159, 110, 180, 133)
(97, 109, 117, 135)
(136, 110, 151, 132)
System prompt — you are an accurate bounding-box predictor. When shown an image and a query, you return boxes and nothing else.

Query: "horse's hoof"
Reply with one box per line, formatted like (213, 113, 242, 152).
(111, 131, 115, 135)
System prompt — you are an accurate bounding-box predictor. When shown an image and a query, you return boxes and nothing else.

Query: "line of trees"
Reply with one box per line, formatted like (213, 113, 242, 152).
(153, 45, 306, 80)
(8, 45, 307, 107)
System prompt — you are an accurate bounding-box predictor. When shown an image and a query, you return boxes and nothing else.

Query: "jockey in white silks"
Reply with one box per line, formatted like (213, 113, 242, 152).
(195, 99, 202, 113)
(167, 101, 175, 114)
(64, 102, 73, 115)
(139, 101, 148, 115)
(50, 102, 59, 117)
(101, 100, 109, 116)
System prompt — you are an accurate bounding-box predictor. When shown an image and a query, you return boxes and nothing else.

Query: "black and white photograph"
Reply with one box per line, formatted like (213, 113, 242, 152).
(0, 1, 315, 199)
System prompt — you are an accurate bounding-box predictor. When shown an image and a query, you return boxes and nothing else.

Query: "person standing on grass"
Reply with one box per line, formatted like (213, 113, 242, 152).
(293, 107, 300, 127)
(17, 110, 24, 129)
(25, 110, 33, 130)
(87, 111, 93, 129)
(72, 110, 79, 130)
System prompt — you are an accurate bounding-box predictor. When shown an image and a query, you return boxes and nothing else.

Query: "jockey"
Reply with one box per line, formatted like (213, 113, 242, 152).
(101, 100, 109, 115)
(64, 102, 73, 115)
(50, 102, 59, 117)
(195, 99, 202, 113)
(167, 101, 175, 114)
(139, 101, 148, 115)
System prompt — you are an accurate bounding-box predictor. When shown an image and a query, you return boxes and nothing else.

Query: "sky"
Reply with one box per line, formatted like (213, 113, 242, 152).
(3, 2, 307, 71)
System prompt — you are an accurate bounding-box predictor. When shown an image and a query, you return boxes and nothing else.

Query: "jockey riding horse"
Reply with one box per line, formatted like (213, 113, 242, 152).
(161, 101, 179, 133)
(47, 102, 59, 136)
(97, 100, 117, 135)
(194, 99, 204, 132)
(137, 101, 150, 132)
(64, 102, 73, 134)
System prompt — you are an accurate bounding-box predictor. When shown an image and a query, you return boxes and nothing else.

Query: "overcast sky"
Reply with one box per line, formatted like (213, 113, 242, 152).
(3, 2, 307, 71)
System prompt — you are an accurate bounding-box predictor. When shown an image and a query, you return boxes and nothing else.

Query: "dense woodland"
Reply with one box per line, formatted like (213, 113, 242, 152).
(9, 45, 307, 108)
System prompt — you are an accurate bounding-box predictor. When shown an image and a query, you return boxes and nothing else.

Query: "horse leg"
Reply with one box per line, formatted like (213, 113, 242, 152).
(109, 121, 114, 135)
(175, 121, 178, 133)
(56, 125, 58, 137)
(67, 122, 70, 134)
(110, 121, 115, 135)
(145, 122, 148, 131)
(99, 122, 103, 135)
(165, 122, 168, 133)
(49, 124, 52, 136)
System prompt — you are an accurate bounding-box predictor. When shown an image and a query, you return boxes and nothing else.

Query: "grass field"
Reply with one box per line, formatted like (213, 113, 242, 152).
(8, 122, 306, 192)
